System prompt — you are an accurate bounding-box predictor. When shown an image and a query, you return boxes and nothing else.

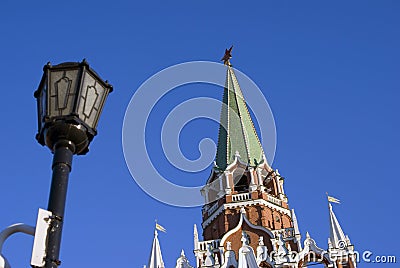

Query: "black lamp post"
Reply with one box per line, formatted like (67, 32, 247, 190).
(34, 60, 112, 268)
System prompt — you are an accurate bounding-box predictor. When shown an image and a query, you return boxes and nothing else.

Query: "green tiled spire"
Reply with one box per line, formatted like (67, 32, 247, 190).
(215, 65, 265, 170)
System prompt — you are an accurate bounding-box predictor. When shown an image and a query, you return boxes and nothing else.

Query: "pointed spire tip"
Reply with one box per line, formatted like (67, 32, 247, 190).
(221, 46, 233, 66)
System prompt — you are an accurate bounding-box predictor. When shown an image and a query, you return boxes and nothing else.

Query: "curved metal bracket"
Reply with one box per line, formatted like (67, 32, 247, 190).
(0, 223, 35, 268)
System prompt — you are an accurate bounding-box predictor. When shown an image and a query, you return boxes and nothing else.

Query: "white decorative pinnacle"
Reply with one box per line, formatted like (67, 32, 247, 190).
(276, 233, 288, 256)
(240, 207, 246, 214)
(328, 203, 348, 249)
(193, 224, 199, 250)
(175, 249, 193, 268)
(258, 236, 264, 246)
(204, 244, 215, 267)
(214, 253, 220, 265)
(256, 236, 269, 266)
(291, 209, 300, 235)
(238, 232, 259, 268)
(226, 241, 232, 250)
(222, 241, 238, 268)
(297, 232, 331, 266)
(148, 230, 165, 268)
(235, 150, 241, 158)
(241, 231, 249, 246)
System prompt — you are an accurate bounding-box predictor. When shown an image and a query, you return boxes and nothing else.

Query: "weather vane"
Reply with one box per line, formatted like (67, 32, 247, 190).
(221, 45, 233, 66)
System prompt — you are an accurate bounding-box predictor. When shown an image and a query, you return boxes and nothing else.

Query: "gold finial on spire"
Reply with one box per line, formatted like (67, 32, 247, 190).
(221, 45, 233, 66)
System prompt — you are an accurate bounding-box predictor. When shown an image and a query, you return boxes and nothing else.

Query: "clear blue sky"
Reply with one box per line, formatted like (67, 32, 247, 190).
(0, 1, 399, 267)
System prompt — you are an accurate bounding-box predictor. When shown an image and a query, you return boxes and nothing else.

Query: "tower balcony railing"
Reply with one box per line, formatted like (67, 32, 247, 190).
(204, 191, 284, 219)
(232, 192, 251, 202)
(267, 194, 282, 206)
(230, 192, 283, 206)
(207, 202, 219, 216)
(197, 239, 221, 251)
(272, 227, 295, 239)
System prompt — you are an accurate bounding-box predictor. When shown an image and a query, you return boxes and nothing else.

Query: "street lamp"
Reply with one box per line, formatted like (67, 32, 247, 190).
(34, 59, 112, 268)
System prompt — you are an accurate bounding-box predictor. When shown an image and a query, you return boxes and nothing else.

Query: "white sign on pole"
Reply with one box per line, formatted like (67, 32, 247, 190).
(31, 208, 52, 267)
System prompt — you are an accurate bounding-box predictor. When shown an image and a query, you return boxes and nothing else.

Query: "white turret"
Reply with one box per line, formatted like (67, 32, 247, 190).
(194, 224, 199, 250)
(175, 250, 194, 268)
(256, 236, 269, 265)
(327, 203, 357, 267)
(220, 242, 237, 268)
(291, 209, 302, 251)
(148, 230, 165, 268)
(328, 203, 350, 249)
(237, 232, 258, 268)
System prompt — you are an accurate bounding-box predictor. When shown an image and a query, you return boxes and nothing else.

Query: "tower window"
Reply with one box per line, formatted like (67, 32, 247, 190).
(235, 175, 249, 193)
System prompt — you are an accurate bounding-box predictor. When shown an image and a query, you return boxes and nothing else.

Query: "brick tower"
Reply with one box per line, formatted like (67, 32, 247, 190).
(145, 48, 357, 268)
(191, 49, 357, 268)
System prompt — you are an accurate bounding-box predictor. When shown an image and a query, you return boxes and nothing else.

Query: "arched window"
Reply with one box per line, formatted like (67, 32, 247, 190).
(235, 175, 249, 193)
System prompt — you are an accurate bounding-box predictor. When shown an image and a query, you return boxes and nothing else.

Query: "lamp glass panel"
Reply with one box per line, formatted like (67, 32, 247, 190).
(38, 78, 48, 129)
(48, 69, 79, 117)
(77, 71, 106, 128)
